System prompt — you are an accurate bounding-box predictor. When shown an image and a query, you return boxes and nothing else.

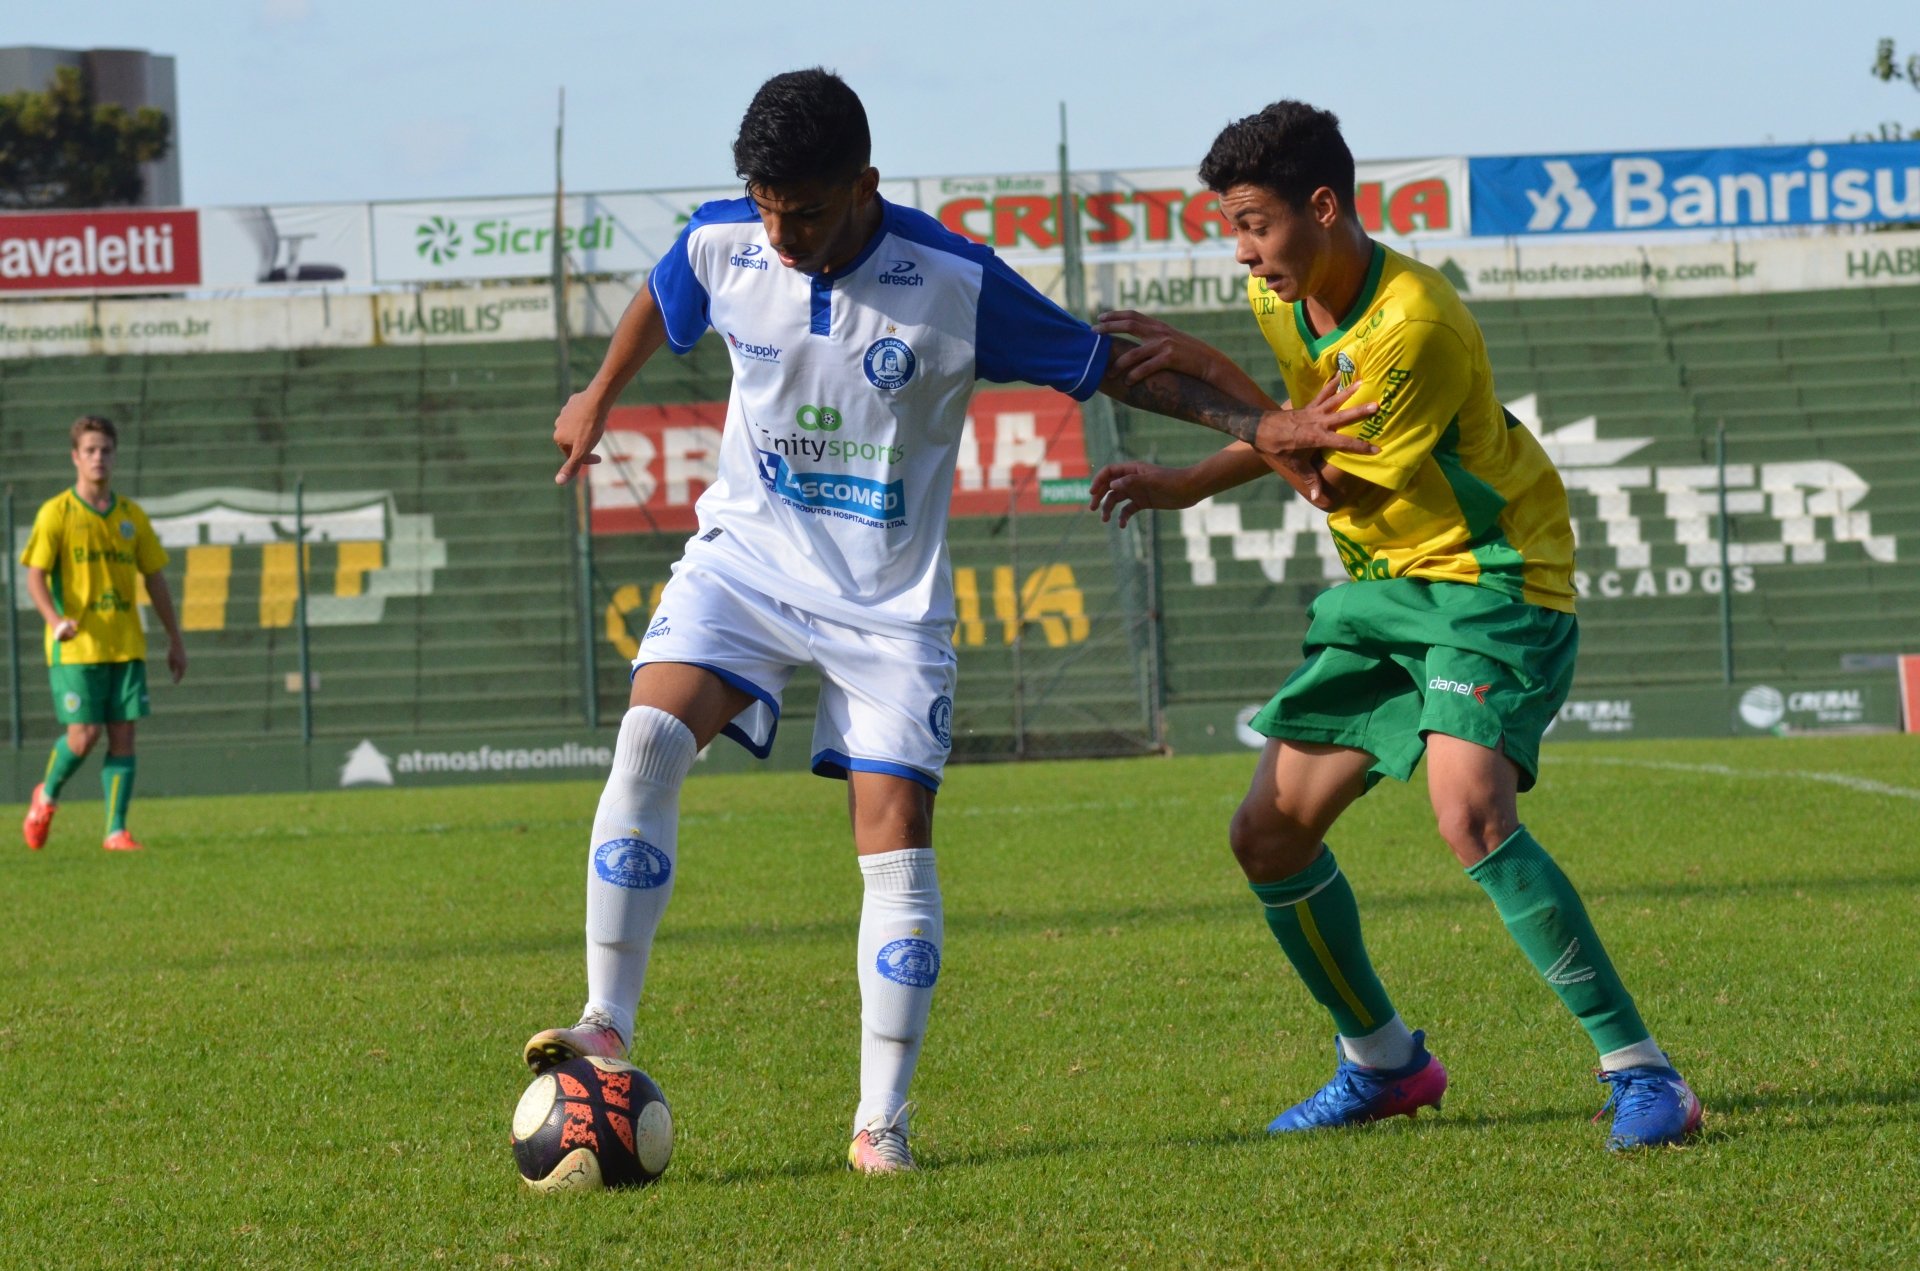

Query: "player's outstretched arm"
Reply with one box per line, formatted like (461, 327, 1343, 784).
(553, 284, 671, 484)
(145, 571, 188, 683)
(1097, 341, 1378, 461)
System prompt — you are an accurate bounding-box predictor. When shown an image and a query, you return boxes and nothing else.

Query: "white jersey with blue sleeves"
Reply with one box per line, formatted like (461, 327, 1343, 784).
(646, 195, 1109, 640)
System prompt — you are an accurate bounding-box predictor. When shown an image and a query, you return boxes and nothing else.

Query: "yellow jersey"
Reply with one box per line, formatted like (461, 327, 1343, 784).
(1251, 243, 1576, 613)
(20, 488, 170, 665)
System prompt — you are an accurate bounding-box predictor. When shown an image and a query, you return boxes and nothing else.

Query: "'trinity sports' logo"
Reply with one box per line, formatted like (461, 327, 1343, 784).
(415, 216, 462, 265)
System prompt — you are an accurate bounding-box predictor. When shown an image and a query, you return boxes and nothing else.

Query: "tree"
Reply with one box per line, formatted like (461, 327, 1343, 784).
(0, 65, 172, 209)
(1862, 38, 1920, 142)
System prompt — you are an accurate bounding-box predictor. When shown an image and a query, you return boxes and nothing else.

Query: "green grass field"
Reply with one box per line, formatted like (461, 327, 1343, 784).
(4, 736, 1918, 1268)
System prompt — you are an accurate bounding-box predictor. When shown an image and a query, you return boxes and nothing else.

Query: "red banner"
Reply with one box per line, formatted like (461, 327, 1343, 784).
(0, 209, 201, 293)
(588, 387, 1089, 535)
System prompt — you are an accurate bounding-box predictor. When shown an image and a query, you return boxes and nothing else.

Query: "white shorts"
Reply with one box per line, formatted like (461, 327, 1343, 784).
(633, 561, 957, 789)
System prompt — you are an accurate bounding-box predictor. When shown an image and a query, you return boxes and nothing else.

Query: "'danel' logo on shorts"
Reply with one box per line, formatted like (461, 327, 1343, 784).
(928, 694, 953, 747)
(876, 937, 940, 987)
(594, 837, 672, 890)
(1428, 676, 1491, 704)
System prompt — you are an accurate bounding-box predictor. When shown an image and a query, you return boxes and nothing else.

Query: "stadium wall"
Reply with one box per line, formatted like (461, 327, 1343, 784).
(5, 242, 1918, 796)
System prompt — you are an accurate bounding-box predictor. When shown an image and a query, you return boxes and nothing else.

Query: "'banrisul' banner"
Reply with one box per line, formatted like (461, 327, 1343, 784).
(1471, 141, 1920, 235)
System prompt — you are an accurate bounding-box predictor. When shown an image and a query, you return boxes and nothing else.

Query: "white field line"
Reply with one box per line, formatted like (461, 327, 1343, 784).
(1548, 755, 1920, 802)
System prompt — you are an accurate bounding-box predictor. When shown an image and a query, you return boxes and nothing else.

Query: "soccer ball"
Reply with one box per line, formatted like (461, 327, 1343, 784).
(511, 1056, 672, 1191)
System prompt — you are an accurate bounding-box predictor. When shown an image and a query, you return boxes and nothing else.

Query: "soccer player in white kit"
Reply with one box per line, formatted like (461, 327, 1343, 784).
(528, 68, 1378, 1172)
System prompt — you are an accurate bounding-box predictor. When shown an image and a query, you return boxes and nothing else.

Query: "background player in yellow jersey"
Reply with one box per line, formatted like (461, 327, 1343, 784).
(1089, 102, 1702, 1150)
(20, 415, 187, 853)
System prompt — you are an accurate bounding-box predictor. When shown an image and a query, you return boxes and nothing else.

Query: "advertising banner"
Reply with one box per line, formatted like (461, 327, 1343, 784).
(1406, 227, 1920, 301)
(927, 157, 1466, 261)
(1471, 141, 1920, 235)
(587, 387, 1089, 536)
(0, 208, 201, 294)
(197, 203, 371, 289)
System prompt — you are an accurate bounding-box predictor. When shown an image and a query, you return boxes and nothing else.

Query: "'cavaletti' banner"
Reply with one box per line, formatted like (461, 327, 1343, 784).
(587, 387, 1088, 535)
(1, 204, 370, 297)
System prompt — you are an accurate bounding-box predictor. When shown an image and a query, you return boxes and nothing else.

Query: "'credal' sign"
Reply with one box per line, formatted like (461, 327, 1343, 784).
(588, 388, 1089, 535)
(0, 209, 201, 293)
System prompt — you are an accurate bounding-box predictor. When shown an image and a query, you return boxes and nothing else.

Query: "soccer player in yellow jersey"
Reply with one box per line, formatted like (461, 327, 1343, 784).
(20, 415, 187, 853)
(1089, 102, 1702, 1150)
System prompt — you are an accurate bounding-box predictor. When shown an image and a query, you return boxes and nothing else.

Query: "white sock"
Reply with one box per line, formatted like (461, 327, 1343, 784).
(582, 706, 698, 1047)
(1599, 1037, 1668, 1072)
(854, 847, 942, 1132)
(1339, 1014, 1417, 1071)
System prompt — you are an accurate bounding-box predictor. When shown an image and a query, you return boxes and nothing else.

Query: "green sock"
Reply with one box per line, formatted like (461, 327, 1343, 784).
(44, 737, 87, 799)
(1249, 848, 1398, 1039)
(102, 755, 136, 836)
(1466, 826, 1651, 1057)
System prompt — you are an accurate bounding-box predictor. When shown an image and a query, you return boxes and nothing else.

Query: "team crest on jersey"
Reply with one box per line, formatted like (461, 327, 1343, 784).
(928, 694, 953, 747)
(876, 937, 940, 987)
(118, 520, 135, 539)
(593, 837, 672, 890)
(1335, 351, 1356, 388)
(863, 337, 916, 390)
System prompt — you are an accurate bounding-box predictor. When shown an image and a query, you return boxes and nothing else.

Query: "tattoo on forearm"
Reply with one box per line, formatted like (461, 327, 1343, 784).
(1117, 371, 1264, 444)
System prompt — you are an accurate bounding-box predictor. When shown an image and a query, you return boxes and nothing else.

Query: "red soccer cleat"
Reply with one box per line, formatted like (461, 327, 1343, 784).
(102, 830, 145, 852)
(22, 784, 56, 850)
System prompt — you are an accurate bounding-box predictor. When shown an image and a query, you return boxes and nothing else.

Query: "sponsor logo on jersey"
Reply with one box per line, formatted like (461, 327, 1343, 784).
(795, 404, 843, 431)
(876, 937, 940, 987)
(594, 837, 673, 890)
(1335, 350, 1356, 387)
(928, 694, 953, 747)
(729, 243, 769, 270)
(699, 525, 725, 542)
(727, 331, 781, 363)
(862, 337, 916, 390)
(756, 450, 906, 527)
(765, 431, 906, 466)
(644, 615, 670, 641)
(878, 258, 923, 286)
(1428, 676, 1492, 703)
(1356, 366, 1410, 442)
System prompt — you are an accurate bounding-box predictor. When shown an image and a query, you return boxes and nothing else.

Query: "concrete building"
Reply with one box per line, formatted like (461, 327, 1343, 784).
(0, 45, 181, 207)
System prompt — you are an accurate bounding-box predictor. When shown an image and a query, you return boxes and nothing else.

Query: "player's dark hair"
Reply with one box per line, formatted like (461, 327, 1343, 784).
(70, 414, 118, 448)
(1198, 101, 1355, 211)
(733, 68, 871, 191)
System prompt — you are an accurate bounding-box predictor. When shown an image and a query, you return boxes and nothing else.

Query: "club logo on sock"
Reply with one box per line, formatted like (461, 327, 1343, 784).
(876, 937, 940, 988)
(593, 837, 672, 890)
(1544, 937, 1596, 986)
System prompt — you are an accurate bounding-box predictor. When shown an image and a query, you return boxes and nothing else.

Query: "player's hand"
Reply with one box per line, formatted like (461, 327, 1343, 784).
(553, 389, 611, 485)
(51, 618, 77, 642)
(167, 637, 188, 684)
(1262, 452, 1337, 510)
(1095, 310, 1232, 386)
(1255, 377, 1378, 458)
(1088, 461, 1199, 529)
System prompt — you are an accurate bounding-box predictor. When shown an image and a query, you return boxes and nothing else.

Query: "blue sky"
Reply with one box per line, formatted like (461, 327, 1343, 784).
(12, 0, 1920, 206)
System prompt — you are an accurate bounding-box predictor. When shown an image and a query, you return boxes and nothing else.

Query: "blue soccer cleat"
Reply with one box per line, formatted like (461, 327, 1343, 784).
(1267, 1030, 1448, 1133)
(1595, 1064, 1703, 1149)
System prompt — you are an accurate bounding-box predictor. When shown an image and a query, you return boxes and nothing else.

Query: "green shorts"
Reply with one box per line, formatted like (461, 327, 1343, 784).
(1249, 579, 1577, 793)
(50, 660, 150, 725)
